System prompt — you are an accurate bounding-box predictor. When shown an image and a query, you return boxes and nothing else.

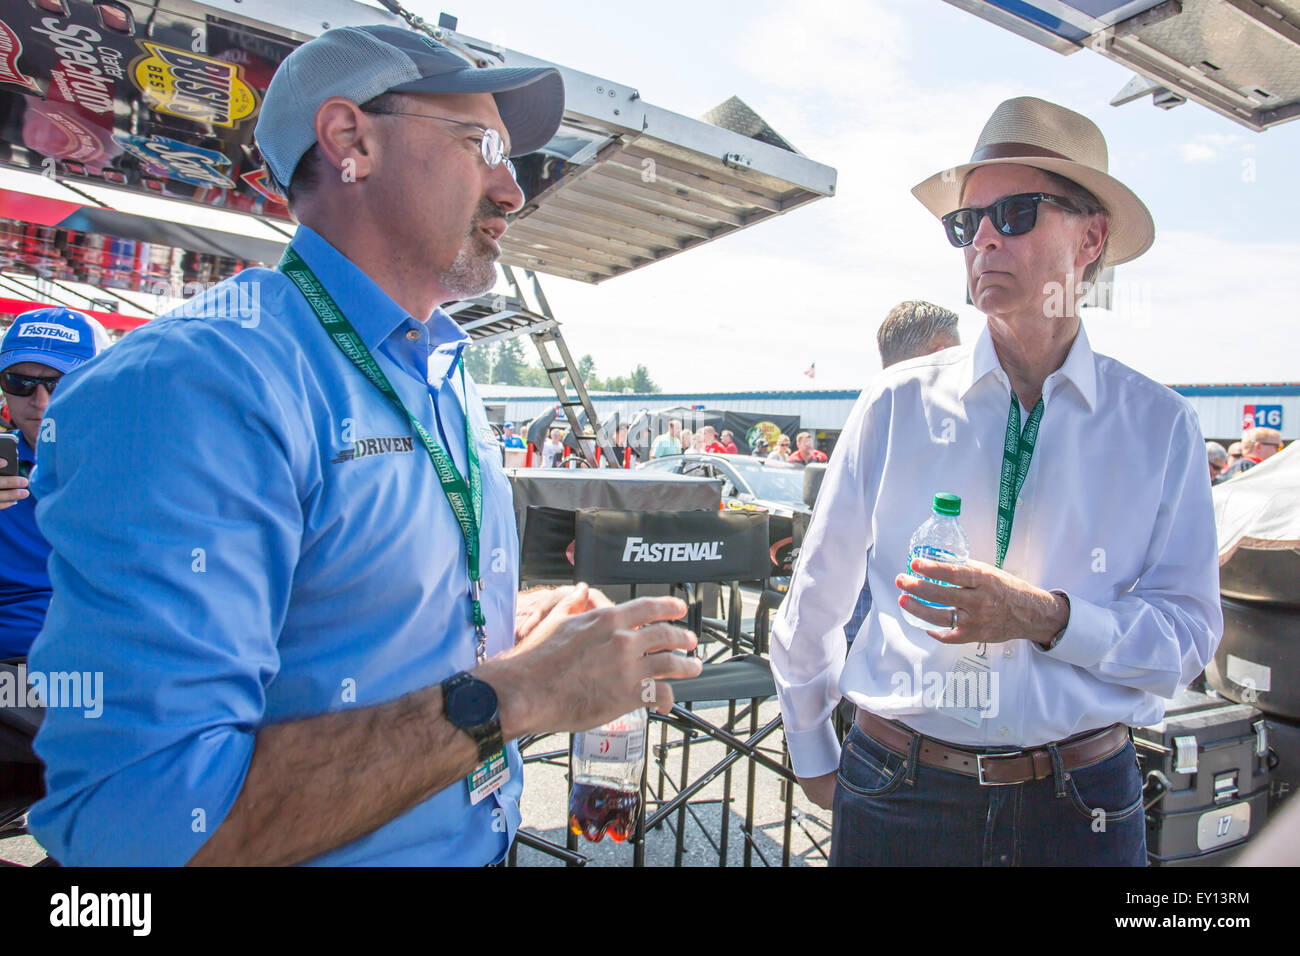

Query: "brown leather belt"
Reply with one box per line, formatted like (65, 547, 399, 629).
(854, 709, 1130, 786)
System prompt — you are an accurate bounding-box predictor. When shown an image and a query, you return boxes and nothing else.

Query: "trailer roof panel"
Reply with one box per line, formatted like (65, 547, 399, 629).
(0, 0, 835, 284)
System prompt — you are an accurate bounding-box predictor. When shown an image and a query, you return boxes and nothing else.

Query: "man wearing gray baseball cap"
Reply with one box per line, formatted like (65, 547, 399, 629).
(26, 25, 699, 867)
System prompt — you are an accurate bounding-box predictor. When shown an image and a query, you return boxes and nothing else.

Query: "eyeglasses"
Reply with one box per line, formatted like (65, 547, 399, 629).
(1, 371, 61, 397)
(941, 192, 1078, 248)
(361, 108, 516, 179)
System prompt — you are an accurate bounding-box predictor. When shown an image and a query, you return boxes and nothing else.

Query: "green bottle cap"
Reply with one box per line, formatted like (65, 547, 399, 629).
(932, 493, 961, 516)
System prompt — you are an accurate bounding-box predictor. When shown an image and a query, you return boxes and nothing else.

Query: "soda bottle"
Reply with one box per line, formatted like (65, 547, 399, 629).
(568, 708, 647, 843)
(901, 492, 969, 630)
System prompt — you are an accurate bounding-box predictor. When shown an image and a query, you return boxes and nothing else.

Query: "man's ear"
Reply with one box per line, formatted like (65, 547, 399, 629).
(314, 97, 378, 185)
(1076, 212, 1109, 274)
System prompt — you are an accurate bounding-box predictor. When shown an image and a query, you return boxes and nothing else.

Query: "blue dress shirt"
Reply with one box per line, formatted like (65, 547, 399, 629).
(0, 432, 48, 659)
(27, 225, 522, 865)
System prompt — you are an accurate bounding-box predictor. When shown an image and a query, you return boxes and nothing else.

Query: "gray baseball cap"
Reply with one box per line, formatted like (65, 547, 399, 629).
(255, 24, 564, 190)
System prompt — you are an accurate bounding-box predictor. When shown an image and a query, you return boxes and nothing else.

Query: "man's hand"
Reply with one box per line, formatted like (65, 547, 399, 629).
(797, 771, 837, 810)
(0, 475, 29, 510)
(478, 584, 702, 737)
(514, 585, 611, 643)
(897, 557, 1069, 647)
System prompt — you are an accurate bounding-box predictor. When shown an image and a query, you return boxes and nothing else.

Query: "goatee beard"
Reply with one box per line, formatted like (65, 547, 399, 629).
(439, 200, 505, 299)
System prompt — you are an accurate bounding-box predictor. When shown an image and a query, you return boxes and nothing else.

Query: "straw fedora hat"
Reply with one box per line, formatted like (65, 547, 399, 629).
(911, 96, 1154, 265)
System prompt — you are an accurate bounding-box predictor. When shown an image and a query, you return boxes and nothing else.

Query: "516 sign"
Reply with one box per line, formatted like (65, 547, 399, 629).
(1243, 404, 1282, 430)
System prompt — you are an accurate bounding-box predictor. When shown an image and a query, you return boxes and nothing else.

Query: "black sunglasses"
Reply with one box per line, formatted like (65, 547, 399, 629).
(1, 371, 62, 397)
(941, 192, 1078, 248)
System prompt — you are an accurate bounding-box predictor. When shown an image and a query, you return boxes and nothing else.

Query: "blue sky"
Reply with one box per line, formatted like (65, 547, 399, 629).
(401, 0, 1300, 392)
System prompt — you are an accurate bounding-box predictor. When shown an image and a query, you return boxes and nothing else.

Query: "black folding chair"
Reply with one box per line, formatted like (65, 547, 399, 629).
(566, 508, 797, 866)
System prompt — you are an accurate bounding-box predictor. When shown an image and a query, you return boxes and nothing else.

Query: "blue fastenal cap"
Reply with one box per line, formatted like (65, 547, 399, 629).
(254, 24, 565, 191)
(1, 307, 107, 375)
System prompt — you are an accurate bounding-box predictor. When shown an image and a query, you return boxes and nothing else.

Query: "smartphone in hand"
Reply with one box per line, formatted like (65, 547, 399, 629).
(1, 432, 20, 477)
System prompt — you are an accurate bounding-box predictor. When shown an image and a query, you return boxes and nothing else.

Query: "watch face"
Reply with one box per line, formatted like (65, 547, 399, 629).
(450, 678, 498, 726)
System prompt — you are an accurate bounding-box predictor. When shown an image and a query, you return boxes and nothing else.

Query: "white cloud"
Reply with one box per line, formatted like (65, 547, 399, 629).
(1179, 132, 1248, 164)
(1179, 142, 1217, 163)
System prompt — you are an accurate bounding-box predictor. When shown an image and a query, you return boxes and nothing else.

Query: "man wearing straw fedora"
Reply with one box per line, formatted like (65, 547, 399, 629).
(772, 97, 1222, 865)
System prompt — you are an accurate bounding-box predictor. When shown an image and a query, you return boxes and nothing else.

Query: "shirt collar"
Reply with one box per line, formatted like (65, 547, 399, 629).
(961, 322, 1097, 413)
(287, 225, 470, 356)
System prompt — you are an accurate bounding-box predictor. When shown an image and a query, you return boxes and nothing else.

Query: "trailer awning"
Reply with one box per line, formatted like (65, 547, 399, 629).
(0, 0, 835, 285)
(945, 0, 1300, 131)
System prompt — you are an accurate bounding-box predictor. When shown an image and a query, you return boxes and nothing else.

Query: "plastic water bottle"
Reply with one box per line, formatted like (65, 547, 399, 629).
(568, 708, 647, 843)
(901, 492, 969, 630)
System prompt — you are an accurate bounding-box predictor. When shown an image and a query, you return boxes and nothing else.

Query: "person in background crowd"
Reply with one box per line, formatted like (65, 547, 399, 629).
(680, 428, 693, 453)
(877, 299, 962, 368)
(751, 436, 770, 457)
(845, 302, 963, 647)
(23, 26, 700, 866)
(786, 430, 828, 464)
(1206, 441, 1228, 484)
(651, 418, 682, 458)
(501, 422, 525, 449)
(1218, 427, 1284, 483)
(1226, 441, 1243, 466)
(719, 429, 739, 454)
(768, 434, 792, 461)
(1246, 427, 1283, 462)
(611, 423, 637, 467)
(0, 307, 109, 660)
(700, 425, 727, 454)
(541, 427, 565, 467)
(775, 96, 1220, 867)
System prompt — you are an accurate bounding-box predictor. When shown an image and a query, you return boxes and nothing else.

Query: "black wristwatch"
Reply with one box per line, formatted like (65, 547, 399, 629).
(440, 671, 503, 763)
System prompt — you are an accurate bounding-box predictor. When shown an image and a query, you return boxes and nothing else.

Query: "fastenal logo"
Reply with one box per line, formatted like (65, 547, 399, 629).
(19, 323, 80, 342)
(622, 536, 724, 563)
(332, 435, 415, 464)
(131, 41, 258, 127)
(0, 19, 42, 93)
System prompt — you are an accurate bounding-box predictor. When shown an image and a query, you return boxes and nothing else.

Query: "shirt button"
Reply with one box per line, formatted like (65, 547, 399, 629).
(998, 726, 1010, 738)
(406, 329, 420, 341)
(1003, 646, 1014, 658)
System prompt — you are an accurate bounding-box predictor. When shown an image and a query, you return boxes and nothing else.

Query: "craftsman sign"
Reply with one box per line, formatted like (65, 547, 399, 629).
(131, 41, 258, 128)
(1242, 405, 1282, 431)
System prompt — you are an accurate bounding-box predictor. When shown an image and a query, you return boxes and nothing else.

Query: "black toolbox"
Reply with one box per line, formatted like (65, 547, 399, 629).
(1263, 714, 1300, 812)
(1135, 690, 1270, 866)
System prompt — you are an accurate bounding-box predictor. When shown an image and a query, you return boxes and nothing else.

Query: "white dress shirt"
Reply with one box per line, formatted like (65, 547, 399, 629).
(772, 323, 1223, 778)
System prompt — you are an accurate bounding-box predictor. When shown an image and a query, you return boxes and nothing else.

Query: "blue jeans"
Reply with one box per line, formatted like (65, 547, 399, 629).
(829, 721, 1147, 866)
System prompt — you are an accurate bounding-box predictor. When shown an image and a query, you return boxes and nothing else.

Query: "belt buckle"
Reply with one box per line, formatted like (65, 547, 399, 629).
(976, 751, 1022, 786)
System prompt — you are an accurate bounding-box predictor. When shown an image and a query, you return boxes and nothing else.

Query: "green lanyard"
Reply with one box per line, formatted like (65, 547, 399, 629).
(994, 392, 1044, 570)
(279, 247, 489, 661)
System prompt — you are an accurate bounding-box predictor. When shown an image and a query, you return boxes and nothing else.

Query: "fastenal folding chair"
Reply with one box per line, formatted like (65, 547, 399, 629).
(569, 508, 798, 866)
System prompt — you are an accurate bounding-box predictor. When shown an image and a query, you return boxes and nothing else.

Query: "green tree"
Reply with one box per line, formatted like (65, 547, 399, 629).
(462, 341, 494, 384)
(629, 364, 660, 393)
(518, 366, 553, 388)
(492, 337, 530, 385)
